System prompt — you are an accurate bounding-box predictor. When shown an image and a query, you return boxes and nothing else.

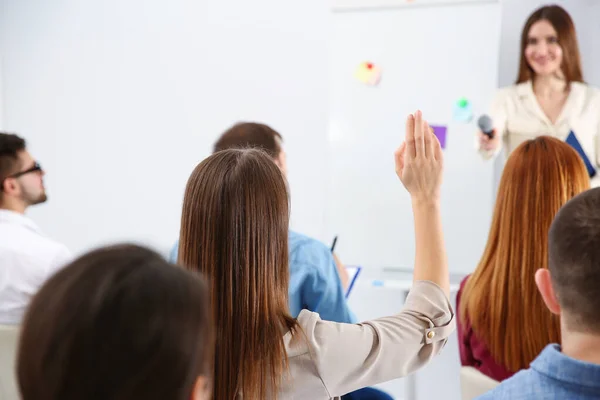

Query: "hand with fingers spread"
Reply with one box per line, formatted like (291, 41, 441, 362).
(395, 110, 444, 203)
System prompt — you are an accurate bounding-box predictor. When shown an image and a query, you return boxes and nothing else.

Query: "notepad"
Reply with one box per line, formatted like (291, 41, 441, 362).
(566, 131, 596, 178)
(345, 266, 362, 298)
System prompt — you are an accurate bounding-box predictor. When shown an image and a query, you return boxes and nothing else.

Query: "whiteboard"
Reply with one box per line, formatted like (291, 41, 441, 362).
(327, 1, 501, 273)
(332, 0, 496, 11)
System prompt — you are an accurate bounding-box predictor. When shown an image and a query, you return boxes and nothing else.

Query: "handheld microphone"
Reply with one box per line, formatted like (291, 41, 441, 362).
(477, 114, 495, 139)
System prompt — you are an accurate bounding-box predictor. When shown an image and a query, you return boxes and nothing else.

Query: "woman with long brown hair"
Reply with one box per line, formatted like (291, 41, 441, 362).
(179, 111, 455, 399)
(477, 5, 600, 186)
(457, 136, 590, 381)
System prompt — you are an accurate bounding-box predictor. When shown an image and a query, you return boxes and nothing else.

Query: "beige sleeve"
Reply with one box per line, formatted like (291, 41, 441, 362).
(298, 280, 455, 397)
(477, 88, 510, 160)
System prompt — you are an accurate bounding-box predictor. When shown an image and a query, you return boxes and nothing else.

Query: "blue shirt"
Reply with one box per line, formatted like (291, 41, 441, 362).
(169, 230, 356, 323)
(477, 344, 600, 399)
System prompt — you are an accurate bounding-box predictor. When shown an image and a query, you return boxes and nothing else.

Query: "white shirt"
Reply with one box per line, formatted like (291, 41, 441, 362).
(479, 81, 600, 186)
(0, 210, 72, 324)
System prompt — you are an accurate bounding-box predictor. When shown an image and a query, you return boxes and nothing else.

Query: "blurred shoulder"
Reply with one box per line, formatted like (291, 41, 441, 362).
(476, 368, 542, 399)
(289, 231, 332, 266)
(578, 82, 600, 101)
(289, 231, 330, 254)
(492, 84, 522, 106)
(569, 82, 600, 111)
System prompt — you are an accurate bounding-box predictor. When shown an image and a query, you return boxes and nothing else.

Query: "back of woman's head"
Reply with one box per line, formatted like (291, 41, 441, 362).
(460, 136, 589, 372)
(179, 148, 296, 399)
(17, 244, 213, 400)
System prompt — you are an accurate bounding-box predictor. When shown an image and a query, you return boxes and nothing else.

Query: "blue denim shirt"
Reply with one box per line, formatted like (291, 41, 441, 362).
(169, 231, 356, 323)
(477, 344, 600, 399)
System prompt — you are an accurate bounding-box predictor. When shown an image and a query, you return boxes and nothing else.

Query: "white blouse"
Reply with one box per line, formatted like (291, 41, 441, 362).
(478, 81, 600, 187)
(278, 281, 454, 399)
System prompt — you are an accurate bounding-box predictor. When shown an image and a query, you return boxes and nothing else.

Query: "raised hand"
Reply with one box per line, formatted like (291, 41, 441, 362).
(394, 111, 443, 203)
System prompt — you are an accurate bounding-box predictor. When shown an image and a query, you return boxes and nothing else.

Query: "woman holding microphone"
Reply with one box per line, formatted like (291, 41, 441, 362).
(479, 5, 600, 185)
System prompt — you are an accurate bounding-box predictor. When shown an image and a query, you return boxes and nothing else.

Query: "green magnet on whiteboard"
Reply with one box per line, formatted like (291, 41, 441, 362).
(453, 97, 473, 122)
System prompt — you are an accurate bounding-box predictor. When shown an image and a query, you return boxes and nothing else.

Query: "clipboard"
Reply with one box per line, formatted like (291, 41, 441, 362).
(566, 131, 596, 178)
(344, 266, 362, 298)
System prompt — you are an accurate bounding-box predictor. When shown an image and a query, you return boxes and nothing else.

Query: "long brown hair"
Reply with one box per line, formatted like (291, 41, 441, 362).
(516, 5, 583, 84)
(179, 148, 297, 399)
(460, 136, 589, 373)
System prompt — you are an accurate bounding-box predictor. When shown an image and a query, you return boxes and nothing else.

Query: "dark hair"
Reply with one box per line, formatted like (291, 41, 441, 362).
(516, 5, 583, 84)
(179, 149, 296, 399)
(0, 133, 26, 190)
(17, 244, 214, 400)
(548, 188, 600, 333)
(213, 122, 283, 158)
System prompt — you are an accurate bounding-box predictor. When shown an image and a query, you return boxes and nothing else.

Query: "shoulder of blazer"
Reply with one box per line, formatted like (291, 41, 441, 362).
(570, 82, 600, 110)
(514, 81, 532, 99)
(489, 85, 519, 110)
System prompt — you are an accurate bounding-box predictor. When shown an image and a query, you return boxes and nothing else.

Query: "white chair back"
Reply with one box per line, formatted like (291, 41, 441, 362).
(0, 325, 20, 400)
(460, 366, 500, 400)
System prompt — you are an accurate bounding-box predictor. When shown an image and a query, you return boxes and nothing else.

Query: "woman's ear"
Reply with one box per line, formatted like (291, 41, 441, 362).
(190, 376, 211, 400)
(535, 268, 561, 315)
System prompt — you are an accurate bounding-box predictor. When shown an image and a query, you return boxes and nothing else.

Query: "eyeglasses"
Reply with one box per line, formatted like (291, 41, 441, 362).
(0, 162, 43, 191)
(9, 162, 43, 179)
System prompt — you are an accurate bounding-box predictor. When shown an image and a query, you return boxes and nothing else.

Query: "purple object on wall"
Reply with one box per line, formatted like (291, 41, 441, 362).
(431, 125, 447, 149)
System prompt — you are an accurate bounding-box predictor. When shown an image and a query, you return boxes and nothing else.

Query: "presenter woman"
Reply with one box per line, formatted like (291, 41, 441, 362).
(478, 5, 600, 186)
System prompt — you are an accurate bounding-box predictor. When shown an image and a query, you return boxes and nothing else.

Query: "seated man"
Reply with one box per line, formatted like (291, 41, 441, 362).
(478, 187, 600, 399)
(0, 133, 71, 324)
(171, 122, 355, 324)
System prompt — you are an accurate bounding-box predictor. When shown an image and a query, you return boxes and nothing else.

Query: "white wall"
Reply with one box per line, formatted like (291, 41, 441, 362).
(328, 1, 500, 273)
(0, 1, 3, 129)
(0, 58, 3, 129)
(0, 56, 3, 130)
(587, 1, 600, 86)
(0, 0, 330, 255)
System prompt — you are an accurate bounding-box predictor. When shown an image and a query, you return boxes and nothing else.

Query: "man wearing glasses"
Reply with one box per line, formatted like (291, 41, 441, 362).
(0, 132, 71, 324)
